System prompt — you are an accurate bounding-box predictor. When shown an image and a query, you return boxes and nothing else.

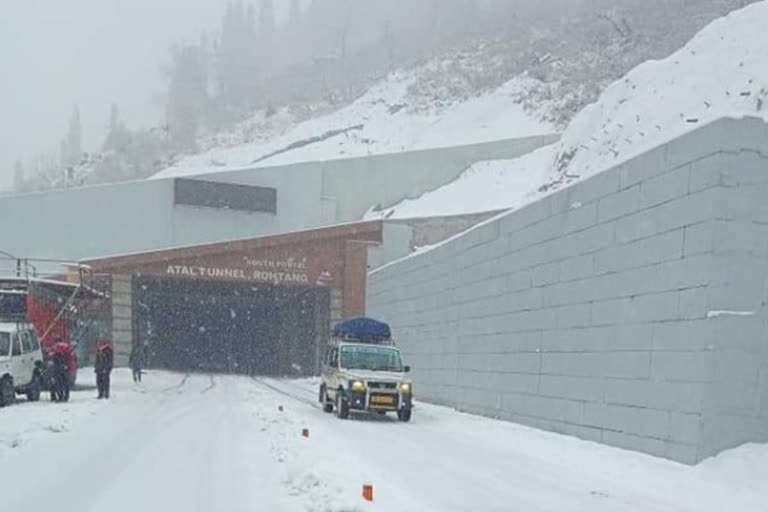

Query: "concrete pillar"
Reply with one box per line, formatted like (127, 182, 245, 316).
(329, 287, 343, 329)
(111, 274, 133, 367)
(342, 240, 369, 317)
(313, 288, 331, 376)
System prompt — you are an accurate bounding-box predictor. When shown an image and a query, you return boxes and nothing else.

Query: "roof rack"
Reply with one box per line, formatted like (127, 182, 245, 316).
(332, 337, 396, 346)
(331, 317, 394, 345)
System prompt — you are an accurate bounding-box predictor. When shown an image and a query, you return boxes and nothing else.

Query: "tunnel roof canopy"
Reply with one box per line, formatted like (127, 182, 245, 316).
(79, 220, 383, 273)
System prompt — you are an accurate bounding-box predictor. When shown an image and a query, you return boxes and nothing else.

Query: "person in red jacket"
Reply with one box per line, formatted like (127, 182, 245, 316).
(94, 341, 114, 399)
(48, 340, 72, 402)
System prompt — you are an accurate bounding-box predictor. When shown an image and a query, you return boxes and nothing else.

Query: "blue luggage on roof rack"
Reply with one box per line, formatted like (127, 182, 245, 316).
(332, 317, 392, 343)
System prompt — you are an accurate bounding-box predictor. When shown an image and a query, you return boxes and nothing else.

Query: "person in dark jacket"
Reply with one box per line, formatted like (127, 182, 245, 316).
(48, 339, 71, 402)
(128, 343, 144, 383)
(94, 341, 114, 399)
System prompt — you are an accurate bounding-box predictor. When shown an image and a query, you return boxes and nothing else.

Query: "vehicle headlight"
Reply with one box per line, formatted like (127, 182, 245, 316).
(400, 382, 412, 394)
(350, 380, 366, 392)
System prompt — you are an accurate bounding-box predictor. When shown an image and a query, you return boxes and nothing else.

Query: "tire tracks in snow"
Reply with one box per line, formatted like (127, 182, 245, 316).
(249, 377, 319, 409)
(159, 372, 190, 394)
(201, 374, 216, 394)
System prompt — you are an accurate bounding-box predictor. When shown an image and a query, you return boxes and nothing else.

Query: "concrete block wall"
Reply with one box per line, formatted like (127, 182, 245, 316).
(699, 122, 768, 459)
(367, 117, 768, 464)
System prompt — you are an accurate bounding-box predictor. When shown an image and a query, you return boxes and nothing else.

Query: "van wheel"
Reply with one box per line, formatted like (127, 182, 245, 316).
(26, 375, 42, 402)
(0, 377, 15, 407)
(319, 384, 333, 413)
(335, 390, 349, 419)
(398, 408, 412, 423)
(320, 384, 333, 413)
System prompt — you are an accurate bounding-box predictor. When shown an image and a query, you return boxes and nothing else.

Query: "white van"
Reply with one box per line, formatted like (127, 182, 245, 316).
(0, 322, 44, 406)
(319, 337, 413, 422)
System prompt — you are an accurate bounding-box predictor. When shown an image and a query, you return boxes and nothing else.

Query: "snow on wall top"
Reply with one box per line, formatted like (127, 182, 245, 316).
(365, 144, 558, 220)
(372, 1, 768, 220)
(154, 73, 555, 179)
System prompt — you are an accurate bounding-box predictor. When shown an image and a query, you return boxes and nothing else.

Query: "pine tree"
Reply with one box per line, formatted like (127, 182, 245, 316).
(246, 3, 257, 36)
(259, 0, 275, 41)
(13, 160, 25, 192)
(66, 105, 83, 166)
(309, 0, 321, 19)
(60, 140, 69, 168)
(289, 0, 301, 27)
(109, 103, 120, 133)
(217, 1, 260, 112)
(103, 103, 132, 153)
(258, 0, 276, 77)
(167, 44, 209, 151)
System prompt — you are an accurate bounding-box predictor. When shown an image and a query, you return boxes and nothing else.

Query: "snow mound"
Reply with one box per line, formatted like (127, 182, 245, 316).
(373, 1, 768, 220)
(154, 72, 555, 179)
(697, 443, 768, 487)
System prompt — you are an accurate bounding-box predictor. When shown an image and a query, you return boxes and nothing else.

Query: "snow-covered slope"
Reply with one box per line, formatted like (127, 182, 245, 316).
(371, 1, 768, 220)
(369, 144, 558, 219)
(155, 73, 556, 178)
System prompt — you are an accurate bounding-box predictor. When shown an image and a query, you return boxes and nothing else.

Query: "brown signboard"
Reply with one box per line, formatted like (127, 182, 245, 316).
(144, 242, 344, 288)
(81, 221, 383, 316)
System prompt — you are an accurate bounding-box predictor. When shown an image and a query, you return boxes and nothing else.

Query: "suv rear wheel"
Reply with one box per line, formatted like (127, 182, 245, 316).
(0, 376, 15, 407)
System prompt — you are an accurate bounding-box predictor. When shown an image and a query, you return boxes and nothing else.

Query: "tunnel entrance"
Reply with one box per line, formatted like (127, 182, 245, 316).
(133, 277, 330, 377)
(80, 222, 382, 370)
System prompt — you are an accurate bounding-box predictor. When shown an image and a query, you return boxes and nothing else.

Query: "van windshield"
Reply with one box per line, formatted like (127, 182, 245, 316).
(340, 345, 403, 372)
(0, 332, 9, 357)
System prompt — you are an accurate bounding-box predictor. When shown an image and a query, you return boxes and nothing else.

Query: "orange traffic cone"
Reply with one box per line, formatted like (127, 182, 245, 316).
(362, 484, 374, 502)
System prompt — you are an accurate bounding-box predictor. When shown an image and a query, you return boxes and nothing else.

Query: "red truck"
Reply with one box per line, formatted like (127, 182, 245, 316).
(0, 278, 83, 386)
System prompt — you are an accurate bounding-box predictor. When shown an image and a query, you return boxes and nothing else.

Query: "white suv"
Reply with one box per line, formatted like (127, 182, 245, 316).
(0, 322, 44, 406)
(320, 340, 413, 422)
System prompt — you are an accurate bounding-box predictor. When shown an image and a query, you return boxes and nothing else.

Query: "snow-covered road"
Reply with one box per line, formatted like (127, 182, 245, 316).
(0, 370, 765, 512)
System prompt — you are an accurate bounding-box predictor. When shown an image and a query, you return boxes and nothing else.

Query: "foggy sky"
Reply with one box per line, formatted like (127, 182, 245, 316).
(0, 0, 297, 189)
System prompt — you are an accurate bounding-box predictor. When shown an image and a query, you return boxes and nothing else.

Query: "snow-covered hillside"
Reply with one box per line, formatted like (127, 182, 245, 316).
(371, 1, 768, 220)
(155, 72, 556, 179)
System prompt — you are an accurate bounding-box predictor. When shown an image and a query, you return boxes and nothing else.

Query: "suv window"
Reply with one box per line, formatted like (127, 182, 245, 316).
(12, 335, 22, 356)
(21, 331, 33, 353)
(329, 347, 338, 367)
(340, 345, 403, 372)
(29, 330, 41, 351)
(0, 333, 9, 356)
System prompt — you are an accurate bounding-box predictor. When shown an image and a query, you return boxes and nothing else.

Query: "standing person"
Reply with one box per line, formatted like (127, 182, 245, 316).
(94, 341, 114, 399)
(129, 343, 144, 383)
(49, 339, 71, 402)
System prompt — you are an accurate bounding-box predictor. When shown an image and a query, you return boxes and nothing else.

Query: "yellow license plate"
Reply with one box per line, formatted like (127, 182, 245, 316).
(370, 395, 394, 405)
